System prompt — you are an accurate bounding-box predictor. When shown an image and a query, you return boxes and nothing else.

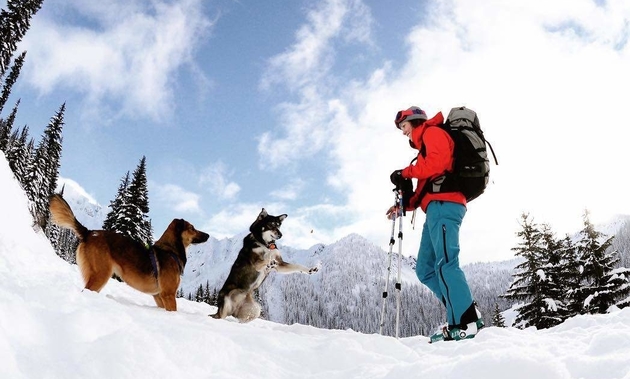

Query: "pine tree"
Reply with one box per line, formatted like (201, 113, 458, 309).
(103, 171, 130, 231)
(26, 103, 64, 229)
(120, 156, 152, 245)
(557, 235, 581, 319)
(0, 99, 20, 152)
(0, 50, 25, 114)
(568, 210, 630, 314)
(491, 303, 506, 327)
(0, 0, 44, 76)
(5, 125, 32, 182)
(203, 281, 211, 304)
(195, 284, 204, 302)
(503, 213, 562, 329)
(103, 157, 152, 246)
(613, 277, 630, 309)
(535, 223, 569, 327)
(0, 119, 8, 153)
(210, 288, 218, 307)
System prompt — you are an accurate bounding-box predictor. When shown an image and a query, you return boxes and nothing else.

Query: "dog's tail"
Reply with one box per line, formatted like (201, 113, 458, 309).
(48, 194, 89, 241)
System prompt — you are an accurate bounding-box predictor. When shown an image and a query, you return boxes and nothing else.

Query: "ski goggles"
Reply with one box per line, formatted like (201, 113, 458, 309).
(395, 108, 426, 128)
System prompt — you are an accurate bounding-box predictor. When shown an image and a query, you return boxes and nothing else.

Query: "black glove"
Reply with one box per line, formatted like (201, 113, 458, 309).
(391, 170, 413, 215)
(390, 170, 404, 188)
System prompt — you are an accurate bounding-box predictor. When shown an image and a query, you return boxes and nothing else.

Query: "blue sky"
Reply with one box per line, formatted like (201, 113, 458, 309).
(6, 0, 630, 264)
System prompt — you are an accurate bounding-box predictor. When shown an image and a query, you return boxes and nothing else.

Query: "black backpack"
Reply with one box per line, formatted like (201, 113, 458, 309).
(419, 106, 498, 202)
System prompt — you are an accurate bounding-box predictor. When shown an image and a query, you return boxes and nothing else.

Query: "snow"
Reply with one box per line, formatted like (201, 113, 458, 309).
(2, 155, 630, 379)
(544, 298, 558, 312)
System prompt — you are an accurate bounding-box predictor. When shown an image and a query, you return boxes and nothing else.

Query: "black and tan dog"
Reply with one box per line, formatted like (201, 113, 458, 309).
(48, 193, 209, 311)
(211, 208, 319, 322)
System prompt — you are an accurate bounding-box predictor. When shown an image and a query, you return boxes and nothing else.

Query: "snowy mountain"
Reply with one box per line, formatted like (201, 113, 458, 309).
(596, 214, 630, 237)
(56, 177, 106, 231)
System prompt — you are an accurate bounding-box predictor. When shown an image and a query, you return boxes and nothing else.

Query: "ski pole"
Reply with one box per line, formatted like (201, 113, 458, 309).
(378, 193, 397, 336)
(394, 190, 404, 339)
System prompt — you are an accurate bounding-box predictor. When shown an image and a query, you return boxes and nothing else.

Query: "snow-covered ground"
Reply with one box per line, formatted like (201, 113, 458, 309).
(1, 156, 630, 379)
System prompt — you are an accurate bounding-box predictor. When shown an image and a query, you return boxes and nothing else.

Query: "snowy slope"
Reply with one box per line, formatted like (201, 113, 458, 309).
(2, 153, 630, 378)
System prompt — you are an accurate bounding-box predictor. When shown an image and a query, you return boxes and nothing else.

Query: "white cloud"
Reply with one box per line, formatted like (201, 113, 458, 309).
(258, 0, 375, 169)
(20, 0, 212, 122)
(199, 161, 241, 201)
(270, 178, 306, 201)
(259, 0, 630, 262)
(151, 182, 202, 215)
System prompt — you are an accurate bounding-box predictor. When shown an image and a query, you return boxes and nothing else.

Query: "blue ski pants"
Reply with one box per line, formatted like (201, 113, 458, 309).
(415, 201, 474, 326)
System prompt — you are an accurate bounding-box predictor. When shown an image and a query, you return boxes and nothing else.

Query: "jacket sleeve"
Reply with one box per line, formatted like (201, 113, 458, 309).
(401, 127, 453, 180)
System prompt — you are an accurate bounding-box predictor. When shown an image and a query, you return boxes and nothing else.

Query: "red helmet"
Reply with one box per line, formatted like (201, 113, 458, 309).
(395, 106, 427, 129)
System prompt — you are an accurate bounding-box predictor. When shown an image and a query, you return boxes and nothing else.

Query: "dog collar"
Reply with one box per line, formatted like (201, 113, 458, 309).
(268, 242, 277, 250)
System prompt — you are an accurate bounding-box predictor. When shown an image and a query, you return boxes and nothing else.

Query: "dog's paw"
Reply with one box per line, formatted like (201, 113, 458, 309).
(266, 260, 278, 270)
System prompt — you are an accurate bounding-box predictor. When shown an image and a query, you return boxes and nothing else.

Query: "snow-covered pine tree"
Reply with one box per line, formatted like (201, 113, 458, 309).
(491, 303, 506, 327)
(0, 0, 47, 206)
(535, 223, 569, 327)
(124, 156, 152, 246)
(210, 288, 218, 307)
(0, 99, 20, 153)
(195, 284, 204, 302)
(1, 0, 49, 200)
(203, 281, 211, 304)
(185, 281, 216, 306)
(5, 125, 33, 184)
(0, 51, 25, 115)
(103, 171, 130, 231)
(503, 213, 566, 329)
(567, 210, 630, 314)
(103, 157, 152, 246)
(0, 119, 9, 152)
(27, 103, 64, 229)
(610, 268, 630, 309)
(0, 0, 44, 77)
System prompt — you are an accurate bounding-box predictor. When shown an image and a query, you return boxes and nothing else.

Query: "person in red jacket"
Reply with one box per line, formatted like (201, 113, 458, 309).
(386, 106, 484, 342)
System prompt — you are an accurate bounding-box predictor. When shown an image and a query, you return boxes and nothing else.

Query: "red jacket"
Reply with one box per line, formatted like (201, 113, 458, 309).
(401, 112, 466, 213)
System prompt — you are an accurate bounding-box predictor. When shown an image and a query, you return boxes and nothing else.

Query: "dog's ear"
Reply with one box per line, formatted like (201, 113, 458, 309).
(258, 208, 268, 219)
(278, 214, 287, 222)
(250, 209, 267, 232)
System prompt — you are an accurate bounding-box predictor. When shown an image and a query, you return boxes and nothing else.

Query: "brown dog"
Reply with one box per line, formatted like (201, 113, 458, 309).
(48, 193, 209, 311)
